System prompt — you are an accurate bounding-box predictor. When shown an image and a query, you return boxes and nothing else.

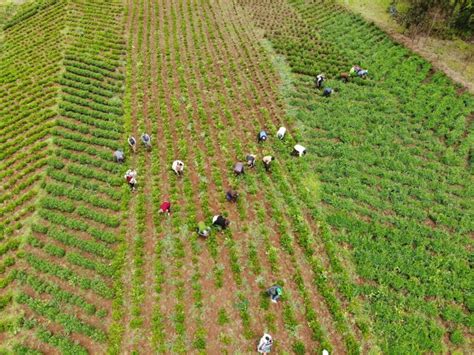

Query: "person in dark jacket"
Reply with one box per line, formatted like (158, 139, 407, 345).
(323, 87, 333, 97)
(246, 154, 256, 168)
(266, 285, 283, 303)
(128, 136, 137, 153)
(226, 190, 238, 203)
(212, 215, 230, 229)
(315, 73, 325, 88)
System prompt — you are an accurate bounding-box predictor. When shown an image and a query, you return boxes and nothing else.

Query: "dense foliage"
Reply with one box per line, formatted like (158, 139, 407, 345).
(239, 0, 473, 353)
(391, 0, 474, 37)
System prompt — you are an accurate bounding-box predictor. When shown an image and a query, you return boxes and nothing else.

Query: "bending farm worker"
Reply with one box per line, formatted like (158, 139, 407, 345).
(226, 190, 238, 203)
(141, 133, 151, 150)
(323, 87, 333, 97)
(266, 285, 283, 303)
(262, 155, 274, 172)
(159, 200, 171, 215)
(212, 214, 230, 229)
(315, 73, 325, 88)
(234, 162, 244, 175)
(128, 136, 137, 153)
(196, 221, 211, 238)
(277, 127, 286, 140)
(113, 150, 125, 163)
(257, 333, 273, 353)
(257, 130, 268, 143)
(340, 72, 349, 82)
(246, 154, 256, 168)
(358, 69, 368, 78)
(292, 144, 307, 157)
(350, 65, 361, 76)
(172, 160, 185, 175)
(124, 169, 137, 191)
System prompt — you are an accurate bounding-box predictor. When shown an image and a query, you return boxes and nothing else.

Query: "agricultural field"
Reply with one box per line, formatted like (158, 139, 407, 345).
(0, 0, 472, 354)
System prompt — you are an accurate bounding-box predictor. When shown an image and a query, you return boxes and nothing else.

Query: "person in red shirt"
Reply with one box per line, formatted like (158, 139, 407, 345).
(159, 201, 171, 215)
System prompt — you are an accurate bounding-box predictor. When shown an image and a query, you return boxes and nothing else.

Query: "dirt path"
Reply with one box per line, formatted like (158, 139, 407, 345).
(120, 0, 139, 350)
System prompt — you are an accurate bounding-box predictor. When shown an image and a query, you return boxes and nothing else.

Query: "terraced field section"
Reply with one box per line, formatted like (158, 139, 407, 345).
(238, 0, 474, 353)
(1, 0, 126, 353)
(0, 0, 66, 340)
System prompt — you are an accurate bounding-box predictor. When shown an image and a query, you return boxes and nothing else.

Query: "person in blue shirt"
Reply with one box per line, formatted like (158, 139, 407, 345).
(257, 130, 268, 143)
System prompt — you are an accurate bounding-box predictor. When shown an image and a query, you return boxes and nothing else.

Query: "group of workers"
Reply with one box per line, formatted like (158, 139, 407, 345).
(315, 64, 369, 97)
(116, 125, 322, 353)
(232, 128, 306, 175)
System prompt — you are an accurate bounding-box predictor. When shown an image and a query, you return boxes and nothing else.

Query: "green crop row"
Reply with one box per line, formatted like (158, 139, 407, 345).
(32, 224, 114, 259)
(25, 252, 113, 299)
(16, 270, 99, 315)
(38, 209, 116, 244)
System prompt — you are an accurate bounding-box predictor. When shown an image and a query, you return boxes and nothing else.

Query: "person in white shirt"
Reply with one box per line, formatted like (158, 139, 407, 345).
(262, 155, 274, 172)
(124, 169, 137, 191)
(292, 144, 306, 157)
(276, 127, 286, 140)
(257, 333, 273, 353)
(172, 160, 184, 175)
(315, 73, 325, 88)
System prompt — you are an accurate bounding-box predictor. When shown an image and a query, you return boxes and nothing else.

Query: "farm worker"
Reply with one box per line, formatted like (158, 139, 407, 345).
(124, 169, 137, 191)
(266, 285, 283, 303)
(340, 72, 349, 82)
(159, 201, 171, 215)
(323, 87, 333, 97)
(196, 221, 211, 238)
(350, 65, 361, 76)
(113, 150, 125, 163)
(357, 69, 368, 78)
(262, 155, 274, 172)
(212, 215, 230, 229)
(292, 144, 307, 157)
(124, 169, 137, 180)
(141, 133, 151, 149)
(128, 177, 137, 191)
(246, 154, 256, 168)
(226, 190, 238, 203)
(172, 160, 184, 175)
(277, 127, 286, 140)
(234, 162, 244, 175)
(315, 73, 325, 88)
(257, 130, 268, 143)
(350, 65, 367, 77)
(257, 333, 273, 353)
(128, 136, 137, 153)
